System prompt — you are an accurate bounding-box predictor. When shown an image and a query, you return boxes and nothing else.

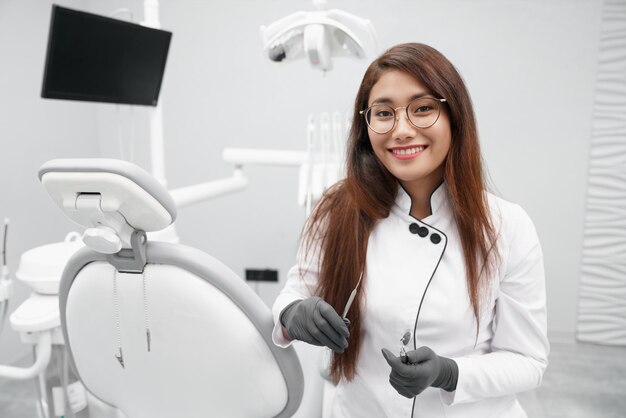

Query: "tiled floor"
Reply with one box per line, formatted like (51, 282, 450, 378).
(1, 337, 625, 417)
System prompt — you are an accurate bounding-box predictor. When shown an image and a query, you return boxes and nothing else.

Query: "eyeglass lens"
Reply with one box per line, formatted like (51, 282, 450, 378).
(364, 98, 441, 134)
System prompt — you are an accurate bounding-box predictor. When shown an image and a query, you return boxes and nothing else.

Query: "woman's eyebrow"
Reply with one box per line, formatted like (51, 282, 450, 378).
(370, 92, 431, 105)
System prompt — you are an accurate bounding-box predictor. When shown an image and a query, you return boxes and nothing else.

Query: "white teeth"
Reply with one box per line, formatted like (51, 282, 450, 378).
(392, 146, 425, 155)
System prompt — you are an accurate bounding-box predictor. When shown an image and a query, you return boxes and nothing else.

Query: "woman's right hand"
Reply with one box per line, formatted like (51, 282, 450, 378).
(279, 296, 350, 353)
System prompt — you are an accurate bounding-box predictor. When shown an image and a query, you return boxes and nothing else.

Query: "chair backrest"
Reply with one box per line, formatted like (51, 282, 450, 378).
(39, 159, 304, 418)
(59, 244, 303, 418)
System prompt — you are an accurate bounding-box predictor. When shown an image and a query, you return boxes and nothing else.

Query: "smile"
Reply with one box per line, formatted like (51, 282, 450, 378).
(389, 145, 427, 159)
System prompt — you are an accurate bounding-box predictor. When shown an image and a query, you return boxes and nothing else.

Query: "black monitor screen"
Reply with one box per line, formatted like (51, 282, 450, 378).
(42, 5, 172, 106)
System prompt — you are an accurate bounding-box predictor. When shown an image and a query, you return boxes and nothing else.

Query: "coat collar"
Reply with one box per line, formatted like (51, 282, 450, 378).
(395, 181, 449, 218)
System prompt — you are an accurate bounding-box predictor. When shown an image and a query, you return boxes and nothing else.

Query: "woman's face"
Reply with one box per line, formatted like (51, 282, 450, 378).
(366, 70, 452, 191)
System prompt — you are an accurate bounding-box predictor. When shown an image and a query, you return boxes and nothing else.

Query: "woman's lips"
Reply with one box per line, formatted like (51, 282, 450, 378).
(389, 145, 427, 160)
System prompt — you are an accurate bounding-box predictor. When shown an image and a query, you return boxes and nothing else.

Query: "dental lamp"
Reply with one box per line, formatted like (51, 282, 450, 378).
(260, 0, 378, 72)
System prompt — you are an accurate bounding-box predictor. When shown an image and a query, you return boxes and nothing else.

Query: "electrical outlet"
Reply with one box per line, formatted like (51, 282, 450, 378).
(245, 269, 278, 282)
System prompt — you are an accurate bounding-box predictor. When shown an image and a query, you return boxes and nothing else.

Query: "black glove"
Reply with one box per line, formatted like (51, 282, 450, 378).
(381, 346, 458, 398)
(280, 297, 350, 353)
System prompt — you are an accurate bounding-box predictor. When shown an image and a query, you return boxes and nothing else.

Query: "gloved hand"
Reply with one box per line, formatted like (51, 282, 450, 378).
(280, 297, 350, 353)
(381, 346, 458, 398)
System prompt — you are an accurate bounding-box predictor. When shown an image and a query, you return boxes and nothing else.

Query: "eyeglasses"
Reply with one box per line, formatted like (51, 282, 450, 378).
(359, 97, 447, 134)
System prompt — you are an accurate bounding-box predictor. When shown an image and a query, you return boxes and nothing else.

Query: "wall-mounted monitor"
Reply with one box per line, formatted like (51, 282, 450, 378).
(41, 5, 172, 106)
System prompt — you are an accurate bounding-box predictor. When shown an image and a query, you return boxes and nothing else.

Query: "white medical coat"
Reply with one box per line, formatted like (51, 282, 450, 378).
(272, 183, 549, 418)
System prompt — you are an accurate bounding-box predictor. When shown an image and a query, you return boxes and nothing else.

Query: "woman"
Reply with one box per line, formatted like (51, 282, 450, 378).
(272, 43, 548, 417)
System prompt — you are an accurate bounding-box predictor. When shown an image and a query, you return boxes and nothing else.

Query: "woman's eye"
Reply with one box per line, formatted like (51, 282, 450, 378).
(375, 110, 393, 118)
(414, 106, 433, 113)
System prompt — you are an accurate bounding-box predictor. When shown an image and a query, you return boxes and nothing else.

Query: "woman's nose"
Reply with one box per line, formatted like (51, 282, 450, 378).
(393, 111, 417, 140)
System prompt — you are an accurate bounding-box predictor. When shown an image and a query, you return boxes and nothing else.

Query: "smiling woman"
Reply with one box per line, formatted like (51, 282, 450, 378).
(365, 70, 452, 218)
(272, 43, 548, 418)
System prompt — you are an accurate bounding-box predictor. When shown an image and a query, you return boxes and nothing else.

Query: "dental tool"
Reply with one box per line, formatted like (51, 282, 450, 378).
(342, 272, 362, 326)
(400, 329, 412, 364)
(0, 219, 11, 337)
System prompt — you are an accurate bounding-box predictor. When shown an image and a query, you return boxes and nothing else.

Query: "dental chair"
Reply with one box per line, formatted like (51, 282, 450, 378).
(38, 158, 304, 418)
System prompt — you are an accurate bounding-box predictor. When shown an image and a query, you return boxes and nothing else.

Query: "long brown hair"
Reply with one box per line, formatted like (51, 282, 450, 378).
(303, 43, 498, 383)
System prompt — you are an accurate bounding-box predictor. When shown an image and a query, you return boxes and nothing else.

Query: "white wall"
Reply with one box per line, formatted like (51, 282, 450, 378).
(0, 0, 602, 369)
(0, 0, 101, 363)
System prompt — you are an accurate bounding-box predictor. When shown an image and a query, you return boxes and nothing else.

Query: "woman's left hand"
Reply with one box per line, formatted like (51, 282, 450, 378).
(381, 346, 458, 398)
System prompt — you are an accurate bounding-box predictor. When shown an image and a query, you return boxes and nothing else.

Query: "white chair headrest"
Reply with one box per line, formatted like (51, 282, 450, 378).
(39, 159, 177, 253)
